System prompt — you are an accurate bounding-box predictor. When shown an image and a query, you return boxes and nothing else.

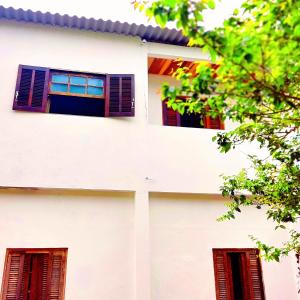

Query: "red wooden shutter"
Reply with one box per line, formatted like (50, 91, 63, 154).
(1, 251, 25, 300)
(30, 254, 49, 300)
(13, 65, 50, 112)
(106, 74, 135, 116)
(19, 253, 50, 300)
(213, 250, 232, 300)
(19, 254, 30, 300)
(40, 254, 50, 300)
(162, 101, 181, 126)
(205, 115, 224, 129)
(213, 249, 265, 300)
(48, 250, 67, 300)
(1, 249, 67, 300)
(246, 249, 265, 300)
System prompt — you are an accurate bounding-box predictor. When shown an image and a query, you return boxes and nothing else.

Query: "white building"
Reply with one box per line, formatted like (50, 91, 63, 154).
(0, 5, 298, 300)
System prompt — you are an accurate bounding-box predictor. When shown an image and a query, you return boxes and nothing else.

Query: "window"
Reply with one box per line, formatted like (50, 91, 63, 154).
(213, 248, 265, 300)
(162, 101, 224, 129)
(1, 248, 67, 300)
(13, 65, 135, 117)
(50, 73, 105, 98)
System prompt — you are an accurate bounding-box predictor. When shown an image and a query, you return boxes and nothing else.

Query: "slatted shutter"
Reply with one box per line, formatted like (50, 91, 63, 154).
(1, 249, 67, 300)
(213, 250, 232, 300)
(246, 249, 265, 300)
(213, 249, 265, 300)
(40, 254, 50, 300)
(204, 104, 224, 130)
(1, 251, 25, 300)
(19, 255, 30, 300)
(106, 74, 135, 116)
(205, 115, 224, 130)
(13, 65, 50, 112)
(162, 101, 180, 126)
(48, 250, 67, 300)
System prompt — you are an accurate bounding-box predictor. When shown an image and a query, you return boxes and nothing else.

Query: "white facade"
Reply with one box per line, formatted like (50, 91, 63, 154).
(0, 19, 298, 299)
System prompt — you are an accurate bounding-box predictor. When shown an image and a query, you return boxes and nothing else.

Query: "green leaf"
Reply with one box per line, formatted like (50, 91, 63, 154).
(207, 0, 215, 9)
(154, 13, 168, 27)
(233, 8, 239, 16)
(171, 103, 177, 110)
(294, 24, 300, 37)
(165, 0, 176, 7)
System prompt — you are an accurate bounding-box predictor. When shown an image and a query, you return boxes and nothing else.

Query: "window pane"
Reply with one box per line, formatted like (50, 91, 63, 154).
(70, 76, 86, 85)
(88, 78, 104, 87)
(87, 86, 103, 96)
(70, 85, 86, 94)
(52, 74, 68, 83)
(51, 83, 68, 92)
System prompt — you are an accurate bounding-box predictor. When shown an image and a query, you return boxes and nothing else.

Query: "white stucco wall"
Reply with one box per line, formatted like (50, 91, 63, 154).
(0, 189, 134, 300)
(0, 20, 251, 194)
(0, 20, 147, 192)
(150, 193, 298, 300)
(0, 20, 298, 300)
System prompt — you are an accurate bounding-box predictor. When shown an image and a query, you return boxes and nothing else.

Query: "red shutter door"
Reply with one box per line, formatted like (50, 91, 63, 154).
(19, 254, 30, 300)
(1, 249, 67, 300)
(1, 251, 25, 300)
(106, 74, 135, 116)
(162, 101, 180, 126)
(24, 254, 49, 300)
(13, 65, 50, 112)
(246, 249, 265, 300)
(213, 249, 265, 300)
(213, 250, 232, 300)
(205, 115, 224, 129)
(48, 250, 67, 300)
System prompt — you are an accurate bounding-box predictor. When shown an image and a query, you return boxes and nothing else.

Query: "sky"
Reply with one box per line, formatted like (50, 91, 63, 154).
(0, 0, 245, 29)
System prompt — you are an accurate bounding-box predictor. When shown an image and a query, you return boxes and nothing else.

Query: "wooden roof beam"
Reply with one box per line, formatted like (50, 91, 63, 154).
(148, 57, 155, 70)
(159, 59, 173, 75)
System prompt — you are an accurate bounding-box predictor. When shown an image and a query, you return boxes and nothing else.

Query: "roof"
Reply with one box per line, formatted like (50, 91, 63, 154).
(0, 6, 189, 46)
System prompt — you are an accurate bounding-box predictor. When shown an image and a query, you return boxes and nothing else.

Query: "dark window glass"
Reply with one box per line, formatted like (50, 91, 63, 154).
(180, 112, 204, 128)
(49, 94, 105, 117)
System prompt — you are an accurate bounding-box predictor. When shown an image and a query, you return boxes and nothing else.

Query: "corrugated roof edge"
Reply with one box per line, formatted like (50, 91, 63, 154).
(0, 5, 189, 46)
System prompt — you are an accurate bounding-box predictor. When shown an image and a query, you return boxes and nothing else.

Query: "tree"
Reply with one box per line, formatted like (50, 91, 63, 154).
(135, 0, 300, 261)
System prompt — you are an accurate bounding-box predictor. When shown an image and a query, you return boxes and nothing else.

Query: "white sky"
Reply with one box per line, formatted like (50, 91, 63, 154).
(0, 0, 244, 29)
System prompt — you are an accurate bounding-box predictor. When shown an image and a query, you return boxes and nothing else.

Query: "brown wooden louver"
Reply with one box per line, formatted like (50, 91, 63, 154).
(213, 250, 233, 299)
(246, 250, 265, 300)
(1, 249, 67, 300)
(162, 101, 181, 126)
(13, 65, 50, 112)
(213, 249, 265, 300)
(204, 114, 224, 130)
(106, 74, 135, 116)
(162, 101, 224, 129)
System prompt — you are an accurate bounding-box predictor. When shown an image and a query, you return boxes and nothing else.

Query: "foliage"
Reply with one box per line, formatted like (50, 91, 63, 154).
(135, 0, 300, 260)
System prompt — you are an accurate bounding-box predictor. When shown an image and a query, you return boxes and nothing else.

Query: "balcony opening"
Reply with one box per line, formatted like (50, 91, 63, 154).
(148, 56, 223, 129)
